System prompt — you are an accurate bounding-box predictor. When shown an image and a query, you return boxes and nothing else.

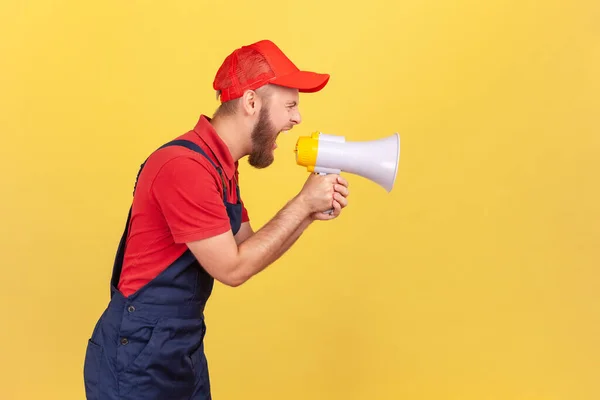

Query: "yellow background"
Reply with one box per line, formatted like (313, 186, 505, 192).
(1, 0, 598, 399)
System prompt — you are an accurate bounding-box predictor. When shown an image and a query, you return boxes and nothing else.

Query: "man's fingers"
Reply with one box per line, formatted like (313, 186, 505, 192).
(336, 176, 349, 187)
(331, 200, 342, 217)
(334, 193, 348, 208)
(334, 184, 349, 197)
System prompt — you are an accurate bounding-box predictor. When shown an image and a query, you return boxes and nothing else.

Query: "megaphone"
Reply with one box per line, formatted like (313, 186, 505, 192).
(294, 131, 401, 192)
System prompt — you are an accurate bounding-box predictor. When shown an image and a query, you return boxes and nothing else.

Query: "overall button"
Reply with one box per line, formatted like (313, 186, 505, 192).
(127, 305, 135, 313)
(120, 338, 129, 345)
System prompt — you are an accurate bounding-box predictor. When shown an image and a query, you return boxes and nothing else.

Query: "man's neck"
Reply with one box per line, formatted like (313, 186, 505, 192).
(209, 115, 249, 162)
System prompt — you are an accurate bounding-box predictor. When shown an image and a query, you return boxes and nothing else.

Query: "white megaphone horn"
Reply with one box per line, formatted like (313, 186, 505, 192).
(294, 131, 401, 192)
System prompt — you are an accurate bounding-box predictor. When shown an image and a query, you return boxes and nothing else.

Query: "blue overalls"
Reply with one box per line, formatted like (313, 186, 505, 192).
(83, 139, 243, 400)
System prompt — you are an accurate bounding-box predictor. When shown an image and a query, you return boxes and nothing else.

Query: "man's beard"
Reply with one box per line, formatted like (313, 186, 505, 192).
(248, 107, 278, 169)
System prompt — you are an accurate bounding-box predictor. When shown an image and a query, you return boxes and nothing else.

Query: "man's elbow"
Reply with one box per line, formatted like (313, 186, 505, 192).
(221, 278, 245, 287)
(191, 247, 256, 287)
(218, 268, 253, 287)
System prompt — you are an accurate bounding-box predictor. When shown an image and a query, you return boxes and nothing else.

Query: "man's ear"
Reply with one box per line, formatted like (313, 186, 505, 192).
(241, 90, 259, 116)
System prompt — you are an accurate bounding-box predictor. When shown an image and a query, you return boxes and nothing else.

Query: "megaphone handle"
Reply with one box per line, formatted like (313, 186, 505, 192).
(315, 172, 334, 215)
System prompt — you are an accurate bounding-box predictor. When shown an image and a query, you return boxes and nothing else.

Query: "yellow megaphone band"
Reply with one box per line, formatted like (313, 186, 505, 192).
(294, 131, 321, 172)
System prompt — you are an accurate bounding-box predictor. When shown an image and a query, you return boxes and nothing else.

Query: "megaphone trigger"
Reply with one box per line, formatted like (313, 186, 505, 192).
(294, 131, 401, 193)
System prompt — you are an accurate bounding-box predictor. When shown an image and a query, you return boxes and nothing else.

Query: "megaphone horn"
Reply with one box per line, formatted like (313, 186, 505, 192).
(294, 131, 401, 192)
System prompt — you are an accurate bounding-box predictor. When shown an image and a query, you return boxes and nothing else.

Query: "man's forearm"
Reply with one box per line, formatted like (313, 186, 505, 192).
(234, 195, 310, 282)
(271, 216, 313, 262)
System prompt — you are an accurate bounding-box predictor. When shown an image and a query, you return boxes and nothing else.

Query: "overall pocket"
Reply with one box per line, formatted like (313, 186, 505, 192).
(83, 339, 103, 400)
(120, 317, 168, 373)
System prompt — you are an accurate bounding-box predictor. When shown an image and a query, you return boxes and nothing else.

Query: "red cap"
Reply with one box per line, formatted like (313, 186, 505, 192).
(213, 40, 330, 103)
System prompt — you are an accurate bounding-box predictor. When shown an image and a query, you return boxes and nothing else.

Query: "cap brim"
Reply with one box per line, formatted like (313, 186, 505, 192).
(271, 70, 330, 93)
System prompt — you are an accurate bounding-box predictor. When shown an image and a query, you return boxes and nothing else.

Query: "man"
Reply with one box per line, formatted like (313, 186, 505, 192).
(83, 39, 349, 400)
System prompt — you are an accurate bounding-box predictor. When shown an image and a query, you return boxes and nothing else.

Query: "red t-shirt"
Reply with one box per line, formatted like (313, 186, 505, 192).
(117, 115, 250, 297)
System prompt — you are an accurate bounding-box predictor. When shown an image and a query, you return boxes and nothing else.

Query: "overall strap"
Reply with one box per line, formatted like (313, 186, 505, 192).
(110, 139, 227, 294)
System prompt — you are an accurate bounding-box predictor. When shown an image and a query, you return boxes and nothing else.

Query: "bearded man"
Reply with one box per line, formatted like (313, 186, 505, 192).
(83, 39, 350, 400)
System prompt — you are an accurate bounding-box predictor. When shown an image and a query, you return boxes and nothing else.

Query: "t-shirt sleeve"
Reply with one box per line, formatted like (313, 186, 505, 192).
(151, 156, 232, 243)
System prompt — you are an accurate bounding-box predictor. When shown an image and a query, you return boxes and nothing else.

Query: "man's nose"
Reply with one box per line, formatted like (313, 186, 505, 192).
(290, 111, 302, 125)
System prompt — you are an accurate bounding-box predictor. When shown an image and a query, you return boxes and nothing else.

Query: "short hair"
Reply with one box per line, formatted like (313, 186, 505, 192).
(212, 90, 240, 117)
(212, 85, 274, 118)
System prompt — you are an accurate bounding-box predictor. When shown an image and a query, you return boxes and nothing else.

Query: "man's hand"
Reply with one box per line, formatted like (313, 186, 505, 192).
(310, 175, 349, 220)
(294, 172, 342, 213)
